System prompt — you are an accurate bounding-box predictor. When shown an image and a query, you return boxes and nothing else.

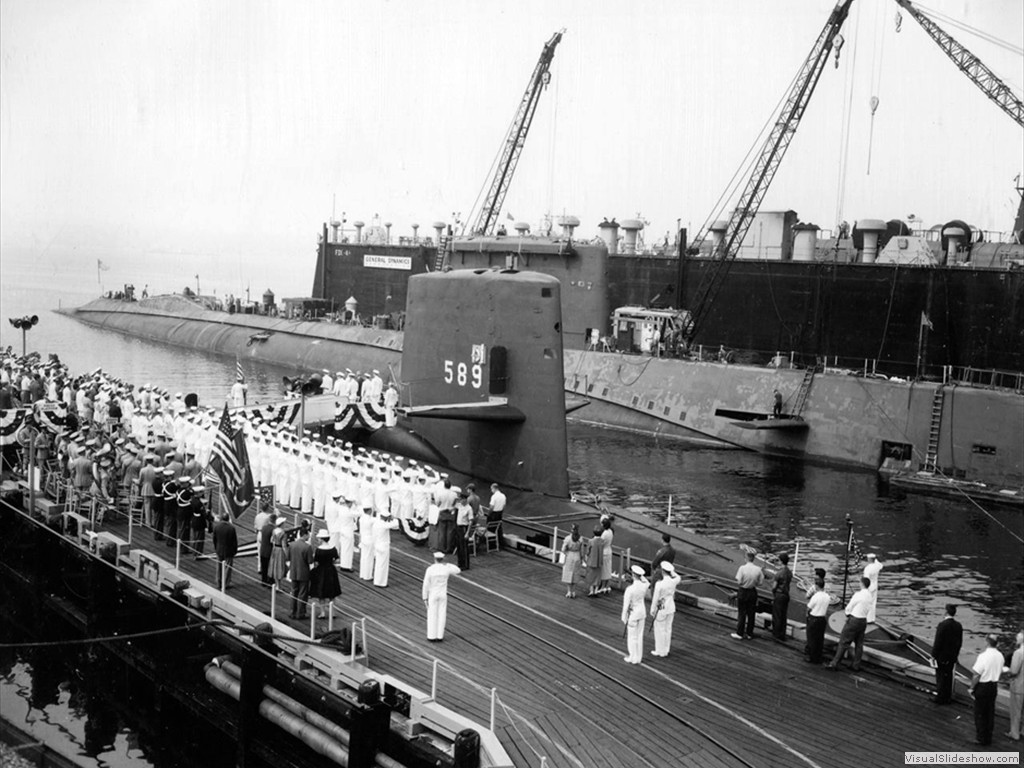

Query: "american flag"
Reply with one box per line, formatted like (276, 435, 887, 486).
(848, 527, 865, 565)
(209, 404, 254, 519)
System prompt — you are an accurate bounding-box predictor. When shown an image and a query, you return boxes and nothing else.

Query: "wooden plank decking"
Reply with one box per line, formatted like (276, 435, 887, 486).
(102, 513, 1014, 768)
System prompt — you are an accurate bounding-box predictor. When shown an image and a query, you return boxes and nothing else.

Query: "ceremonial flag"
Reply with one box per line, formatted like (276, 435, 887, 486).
(848, 528, 865, 565)
(209, 404, 254, 519)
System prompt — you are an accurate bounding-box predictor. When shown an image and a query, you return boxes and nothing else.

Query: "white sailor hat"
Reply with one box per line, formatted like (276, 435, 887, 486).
(274, 516, 287, 525)
(661, 561, 675, 573)
(331, 489, 345, 499)
(373, 369, 380, 375)
(433, 551, 445, 560)
(630, 565, 645, 577)
(316, 528, 331, 539)
(162, 468, 175, 475)
(178, 476, 190, 483)
(866, 553, 876, 559)
(192, 485, 206, 493)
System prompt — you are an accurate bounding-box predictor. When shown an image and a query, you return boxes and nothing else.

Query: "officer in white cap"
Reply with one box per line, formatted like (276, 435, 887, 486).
(862, 553, 883, 623)
(422, 551, 461, 641)
(621, 564, 650, 664)
(650, 561, 682, 657)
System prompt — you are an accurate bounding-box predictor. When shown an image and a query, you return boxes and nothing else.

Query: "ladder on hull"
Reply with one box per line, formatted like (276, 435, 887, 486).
(791, 367, 816, 418)
(922, 386, 945, 472)
(432, 234, 450, 271)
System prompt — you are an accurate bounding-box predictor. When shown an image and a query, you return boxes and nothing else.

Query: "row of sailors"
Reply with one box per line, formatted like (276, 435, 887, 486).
(321, 369, 390, 404)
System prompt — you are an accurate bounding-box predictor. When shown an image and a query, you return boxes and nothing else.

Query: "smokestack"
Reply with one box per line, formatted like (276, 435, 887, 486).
(620, 219, 644, 255)
(598, 219, 620, 254)
(857, 219, 887, 264)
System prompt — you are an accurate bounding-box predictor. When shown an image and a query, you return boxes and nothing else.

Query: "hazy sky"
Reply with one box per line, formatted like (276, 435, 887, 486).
(2, 0, 1021, 296)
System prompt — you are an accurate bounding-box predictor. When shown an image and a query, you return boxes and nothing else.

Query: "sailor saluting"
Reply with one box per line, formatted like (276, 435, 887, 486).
(621, 564, 650, 664)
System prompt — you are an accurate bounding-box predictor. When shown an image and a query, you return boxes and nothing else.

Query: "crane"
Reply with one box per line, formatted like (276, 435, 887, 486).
(894, 0, 1024, 128)
(469, 30, 564, 237)
(684, 1, 854, 344)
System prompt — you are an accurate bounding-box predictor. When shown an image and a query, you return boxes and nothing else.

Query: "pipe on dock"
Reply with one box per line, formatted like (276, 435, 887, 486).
(212, 660, 408, 768)
(206, 665, 351, 766)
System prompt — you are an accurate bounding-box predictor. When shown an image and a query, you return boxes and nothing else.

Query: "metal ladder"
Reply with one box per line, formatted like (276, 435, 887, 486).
(922, 386, 945, 472)
(791, 367, 816, 417)
(432, 234, 449, 271)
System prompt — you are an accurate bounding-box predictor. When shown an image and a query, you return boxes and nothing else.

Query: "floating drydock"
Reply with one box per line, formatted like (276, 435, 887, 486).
(60, 293, 1024, 490)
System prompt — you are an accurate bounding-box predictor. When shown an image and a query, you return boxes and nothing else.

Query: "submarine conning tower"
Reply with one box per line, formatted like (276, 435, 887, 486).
(400, 268, 569, 498)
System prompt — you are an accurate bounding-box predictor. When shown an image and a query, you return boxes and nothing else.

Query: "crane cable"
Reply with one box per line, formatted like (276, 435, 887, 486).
(866, 0, 888, 175)
(833, 0, 863, 232)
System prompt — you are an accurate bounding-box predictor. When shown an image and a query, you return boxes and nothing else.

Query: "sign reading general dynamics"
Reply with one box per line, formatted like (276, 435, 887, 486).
(363, 254, 412, 270)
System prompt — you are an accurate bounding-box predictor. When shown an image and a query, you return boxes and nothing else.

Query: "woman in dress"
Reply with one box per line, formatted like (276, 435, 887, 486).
(598, 516, 614, 594)
(584, 526, 604, 597)
(561, 524, 583, 598)
(267, 523, 289, 594)
(309, 529, 342, 618)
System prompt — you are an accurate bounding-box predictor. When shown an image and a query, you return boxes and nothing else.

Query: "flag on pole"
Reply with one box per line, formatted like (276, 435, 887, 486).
(209, 404, 254, 519)
(506, 212, 515, 221)
(920, 312, 933, 330)
(848, 528, 865, 565)
(97, 259, 110, 271)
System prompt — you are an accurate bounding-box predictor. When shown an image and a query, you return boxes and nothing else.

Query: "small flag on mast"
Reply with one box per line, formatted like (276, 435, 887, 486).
(920, 312, 933, 330)
(97, 259, 110, 271)
(848, 528, 865, 565)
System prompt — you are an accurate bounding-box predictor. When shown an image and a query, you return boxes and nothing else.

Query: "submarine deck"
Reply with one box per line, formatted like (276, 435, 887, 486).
(99, 514, 1007, 768)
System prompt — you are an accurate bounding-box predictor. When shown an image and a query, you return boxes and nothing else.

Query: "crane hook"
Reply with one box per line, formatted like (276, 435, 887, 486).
(870, 96, 879, 115)
(833, 34, 845, 69)
(895, 11, 902, 33)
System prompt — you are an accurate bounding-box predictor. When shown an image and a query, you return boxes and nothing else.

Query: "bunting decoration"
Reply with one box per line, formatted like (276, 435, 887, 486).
(334, 402, 388, 432)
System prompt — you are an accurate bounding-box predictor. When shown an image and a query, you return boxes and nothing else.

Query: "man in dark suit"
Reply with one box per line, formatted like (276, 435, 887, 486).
(212, 512, 239, 590)
(258, 515, 278, 585)
(932, 603, 963, 704)
(288, 530, 315, 619)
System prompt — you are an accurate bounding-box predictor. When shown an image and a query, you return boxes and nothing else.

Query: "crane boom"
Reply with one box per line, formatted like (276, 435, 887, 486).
(895, 0, 1024, 128)
(471, 30, 563, 237)
(685, 1, 853, 344)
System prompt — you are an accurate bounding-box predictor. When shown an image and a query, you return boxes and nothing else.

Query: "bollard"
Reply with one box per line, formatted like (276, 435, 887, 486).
(452, 729, 481, 768)
(350, 680, 390, 768)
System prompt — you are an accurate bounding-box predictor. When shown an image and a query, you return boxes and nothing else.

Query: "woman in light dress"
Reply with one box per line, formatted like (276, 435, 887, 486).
(561, 524, 583, 598)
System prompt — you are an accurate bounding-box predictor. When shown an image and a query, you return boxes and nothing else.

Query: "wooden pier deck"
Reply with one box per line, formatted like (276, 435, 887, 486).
(104, 515, 1013, 768)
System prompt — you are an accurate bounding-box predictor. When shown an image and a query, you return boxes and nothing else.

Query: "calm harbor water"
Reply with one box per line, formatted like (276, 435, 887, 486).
(1, 247, 1022, 765)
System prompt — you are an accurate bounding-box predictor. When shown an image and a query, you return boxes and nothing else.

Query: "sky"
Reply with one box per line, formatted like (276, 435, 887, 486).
(1, 0, 1022, 298)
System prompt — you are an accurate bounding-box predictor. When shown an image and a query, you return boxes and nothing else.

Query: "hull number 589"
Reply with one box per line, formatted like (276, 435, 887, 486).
(444, 360, 483, 389)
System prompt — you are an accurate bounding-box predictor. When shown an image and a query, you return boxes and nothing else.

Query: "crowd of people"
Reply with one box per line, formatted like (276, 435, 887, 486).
(4, 349, 1022, 743)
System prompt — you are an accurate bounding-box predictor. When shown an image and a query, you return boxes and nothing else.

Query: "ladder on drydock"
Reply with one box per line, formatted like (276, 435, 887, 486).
(791, 367, 816, 417)
(432, 234, 449, 271)
(922, 386, 945, 472)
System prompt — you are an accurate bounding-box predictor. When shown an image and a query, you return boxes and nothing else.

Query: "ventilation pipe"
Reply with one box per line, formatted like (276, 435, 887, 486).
(598, 220, 620, 254)
(792, 223, 819, 262)
(620, 219, 644, 254)
(353, 221, 365, 244)
(557, 215, 580, 238)
(857, 219, 887, 263)
(710, 220, 729, 255)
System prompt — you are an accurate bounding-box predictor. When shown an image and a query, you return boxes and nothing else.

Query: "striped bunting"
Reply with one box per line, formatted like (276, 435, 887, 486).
(334, 402, 388, 432)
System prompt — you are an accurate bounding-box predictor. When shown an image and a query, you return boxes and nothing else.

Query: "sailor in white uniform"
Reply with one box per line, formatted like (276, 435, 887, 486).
(621, 564, 650, 664)
(358, 507, 376, 580)
(372, 511, 400, 587)
(862, 553, 883, 623)
(650, 561, 682, 657)
(335, 493, 359, 570)
(422, 552, 461, 641)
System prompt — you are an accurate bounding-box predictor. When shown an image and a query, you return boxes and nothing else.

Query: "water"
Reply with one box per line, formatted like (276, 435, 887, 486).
(2, 246, 1022, 764)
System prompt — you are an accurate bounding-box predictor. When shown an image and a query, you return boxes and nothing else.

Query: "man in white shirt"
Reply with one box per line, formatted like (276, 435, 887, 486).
(621, 565, 650, 664)
(862, 553, 883, 623)
(969, 634, 1006, 746)
(650, 562, 681, 657)
(804, 578, 831, 664)
(422, 552, 461, 641)
(731, 550, 764, 640)
(230, 377, 248, 408)
(826, 577, 873, 671)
